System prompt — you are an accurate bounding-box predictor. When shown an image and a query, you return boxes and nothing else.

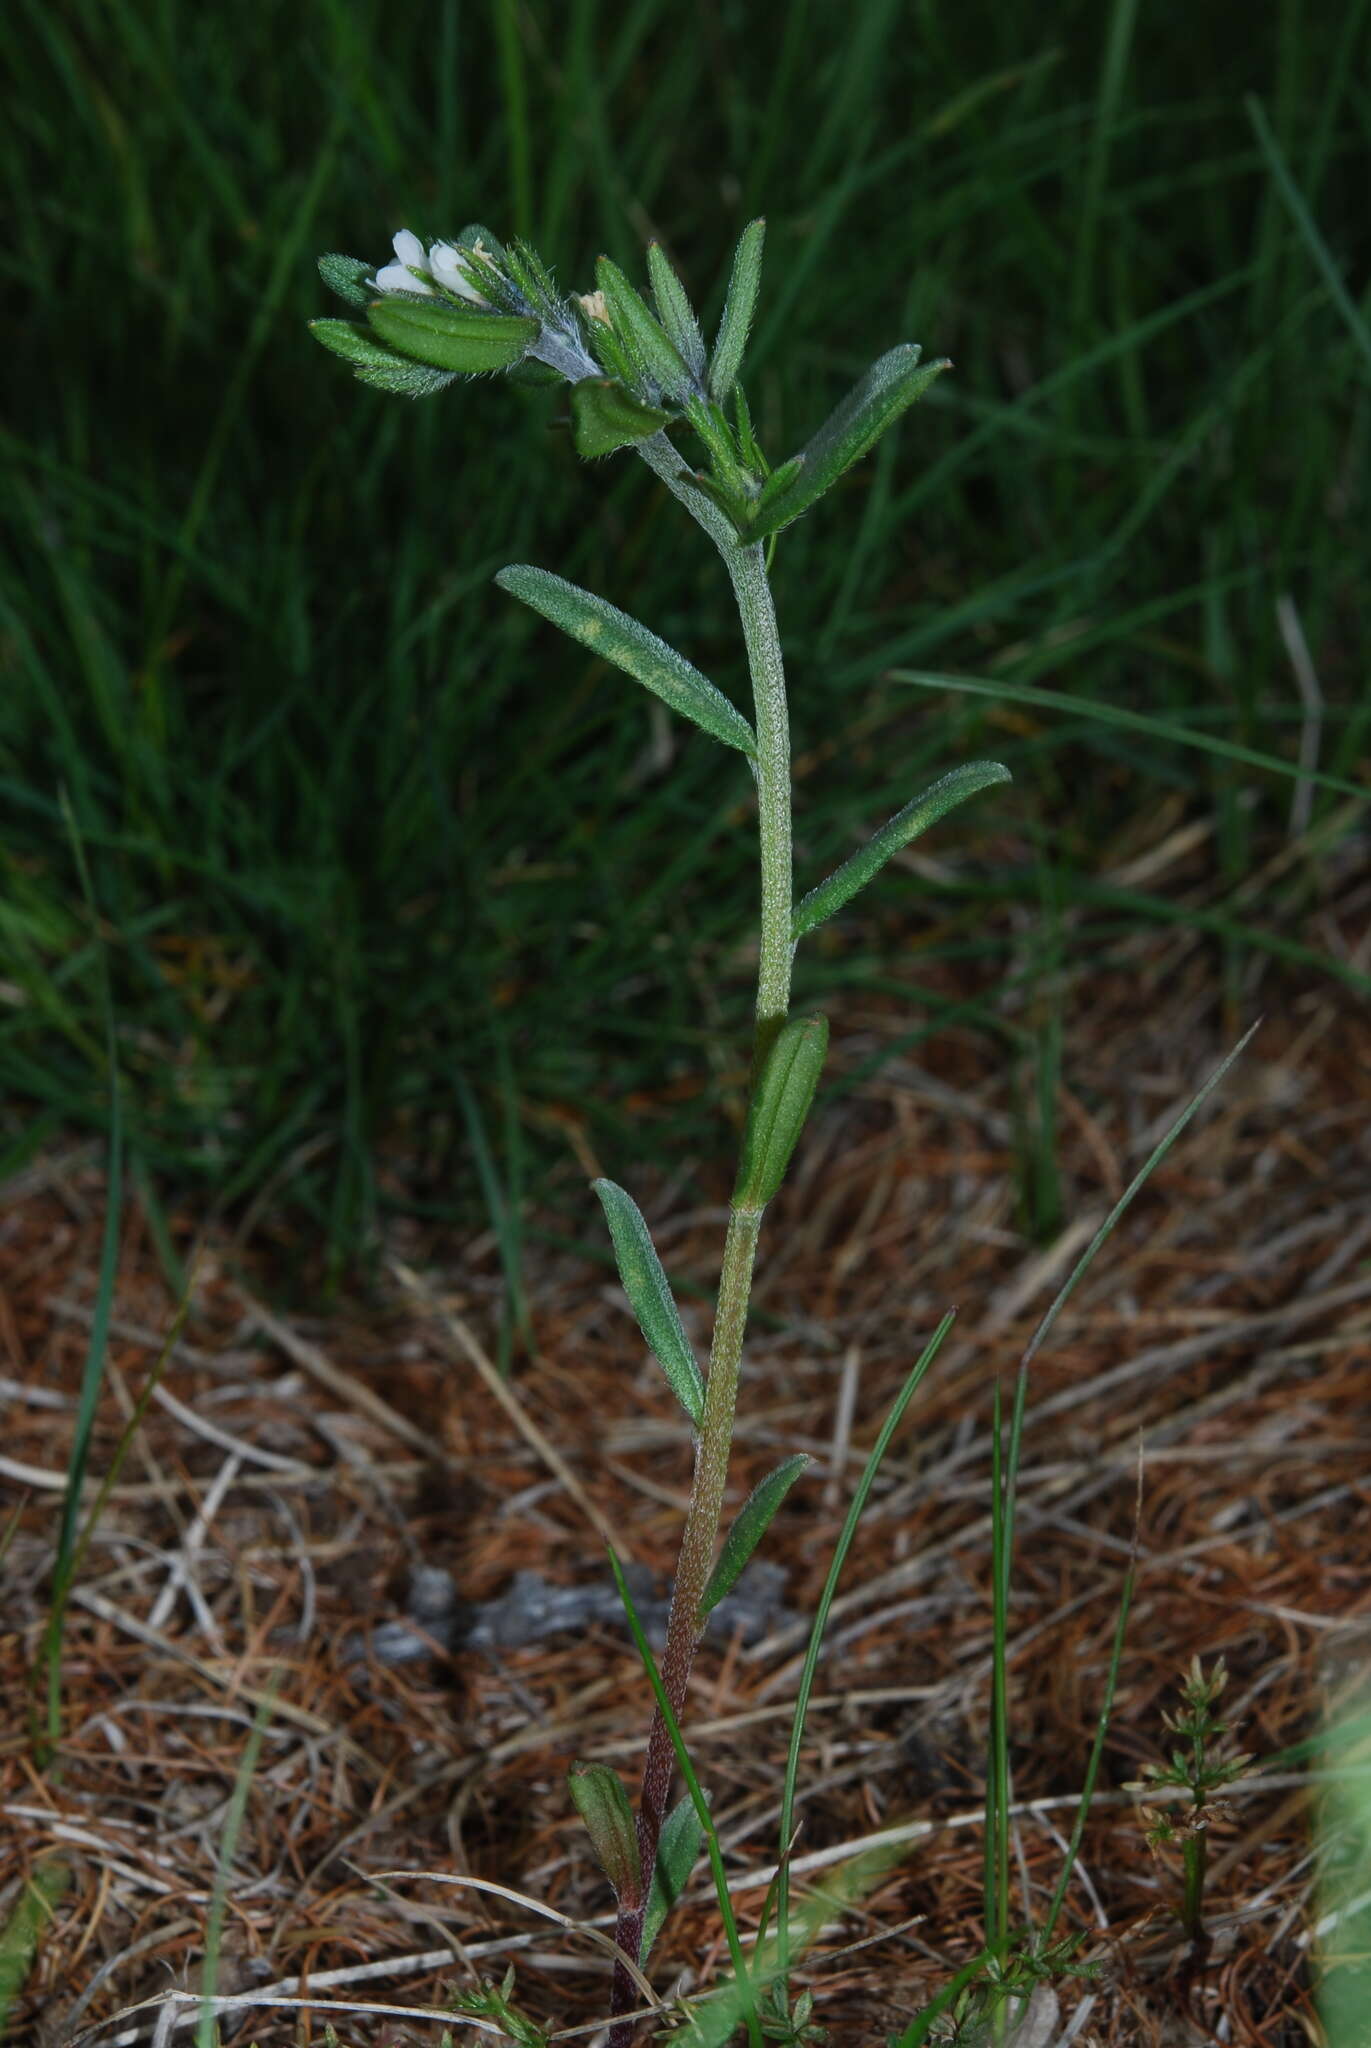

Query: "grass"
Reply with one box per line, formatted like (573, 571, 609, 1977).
(2, 0, 1367, 1309)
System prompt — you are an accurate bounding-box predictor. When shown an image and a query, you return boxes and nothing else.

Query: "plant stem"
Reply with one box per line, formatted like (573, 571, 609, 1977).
(608, 438, 793, 2036)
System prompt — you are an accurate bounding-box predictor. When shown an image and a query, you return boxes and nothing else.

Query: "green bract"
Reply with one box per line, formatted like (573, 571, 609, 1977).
(709, 217, 765, 403)
(569, 377, 673, 457)
(495, 565, 757, 758)
(646, 241, 707, 381)
(317, 253, 374, 307)
(308, 319, 456, 398)
(596, 255, 696, 405)
(367, 297, 538, 374)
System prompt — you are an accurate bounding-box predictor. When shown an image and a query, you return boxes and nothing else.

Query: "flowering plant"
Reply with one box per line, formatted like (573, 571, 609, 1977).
(312, 218, 1013, 2040)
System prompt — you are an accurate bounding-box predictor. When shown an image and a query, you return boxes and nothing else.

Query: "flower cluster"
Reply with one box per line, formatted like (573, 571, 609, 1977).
(373, 227, 491, 304)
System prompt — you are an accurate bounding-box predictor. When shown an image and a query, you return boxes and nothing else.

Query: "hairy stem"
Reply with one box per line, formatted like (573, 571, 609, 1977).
(608, 438, 793, 2036)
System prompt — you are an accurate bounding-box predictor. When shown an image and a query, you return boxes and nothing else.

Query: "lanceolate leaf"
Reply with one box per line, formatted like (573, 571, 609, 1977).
(367, 297, 538, 374)
(309, 320, 457, 398)
(495, 565, 757, 758)
(708, 217, 765, 402)
(733, 1014, 829, 1209)
(748, 345, 951, 539)
(589, 1179, 705, 1427)
(793, 761, 1012, 941)
(566, 1761, 642, 1903)
(647, 241, 707, 381)
(641, 1791, 706, 1961)
(569, 377, 673, 457)
(700, 1454, 810, 1617)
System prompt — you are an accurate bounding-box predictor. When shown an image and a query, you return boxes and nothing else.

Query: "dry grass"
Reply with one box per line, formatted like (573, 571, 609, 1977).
(3, 850, 1369, 2047)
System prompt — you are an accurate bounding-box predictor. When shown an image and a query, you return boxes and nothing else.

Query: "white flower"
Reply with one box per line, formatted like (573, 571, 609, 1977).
(429, 240, 489, 306)
(374, 229, 435, 296)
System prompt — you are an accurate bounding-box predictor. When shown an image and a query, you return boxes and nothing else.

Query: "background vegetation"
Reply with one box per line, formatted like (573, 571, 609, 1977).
(3, 0, 1367, 1296)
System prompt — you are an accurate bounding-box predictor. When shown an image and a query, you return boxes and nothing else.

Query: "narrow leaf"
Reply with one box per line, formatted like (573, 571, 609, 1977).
(733, 1014, 828, 1208)
(367, 297, 538, 374)
(567, 1761, 642, 1902)
(597, 256, 695, 404)
(647, 241, 707, 380)
(700, 1454, 810, 1617)
(748, 347, 950, 539)
(317, 253, 373, 306)
(641, 1790, 706, 1960)
(569, 376, 672, 457)
(588, 1179, 705, 1426)
(310, 321, 457, 398)
(709, 217, 765, 402)
(792, 761, 1012, 941)
(495, 564, 756, 758)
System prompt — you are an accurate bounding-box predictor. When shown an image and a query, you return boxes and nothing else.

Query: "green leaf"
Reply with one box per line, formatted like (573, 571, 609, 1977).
(641, 1790, 706, 1961)
(588, 1178, 705, 1427)
(367, 297, 538, 374)
(568, 376, 673, 457)
(647, 241, 707, 380)
(748, 346, 950, 539)
(567, 1761, 642, 1902)
(733, 1014, 828, 1209)
(317, 253, 373, 307)
(792, 761, 1012, 941)
(596, 256, 695, 404)
(308, 319, 457, 398)
(495, 564, 757, 758)
(708, 217, 765, 402)
(700, 1453, 810, 1617)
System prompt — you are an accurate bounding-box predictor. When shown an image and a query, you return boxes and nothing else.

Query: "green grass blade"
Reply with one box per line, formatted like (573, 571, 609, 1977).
(196, 1682, 279, 2048)
(891, 670, 1369, 803)
(1246, 95, 1371, 379)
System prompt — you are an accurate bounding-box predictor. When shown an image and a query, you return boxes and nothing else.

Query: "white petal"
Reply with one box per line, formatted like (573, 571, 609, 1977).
(392, 228, 427, 269)
(375, 263, 435, 296)
(430, 242, 486, 304)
